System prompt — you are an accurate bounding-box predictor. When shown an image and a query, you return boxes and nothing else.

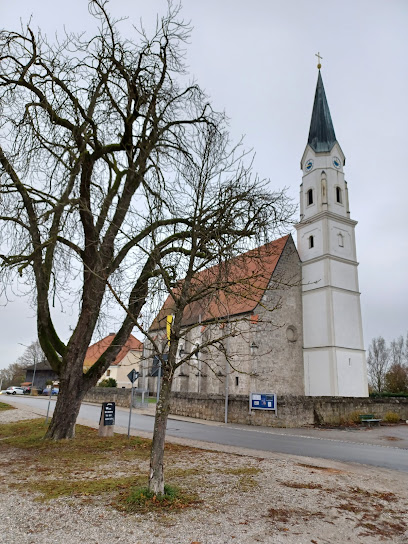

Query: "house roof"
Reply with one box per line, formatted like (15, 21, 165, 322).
(25, 361, 54, 371)
(150, 234, 290, 331)
(308, 70, 337, 153)
(83, 334, 143, 368)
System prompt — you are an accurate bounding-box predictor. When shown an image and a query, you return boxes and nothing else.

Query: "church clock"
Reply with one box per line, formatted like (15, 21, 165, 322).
(305, 159, 314, 172)
(332, 157, 341, 169)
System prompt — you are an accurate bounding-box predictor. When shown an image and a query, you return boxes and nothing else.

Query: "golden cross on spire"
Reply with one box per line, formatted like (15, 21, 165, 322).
(315, 51, 323, 69)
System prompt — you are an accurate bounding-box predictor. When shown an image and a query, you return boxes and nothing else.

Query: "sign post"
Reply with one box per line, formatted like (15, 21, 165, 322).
(98, 401, 116, 437)
(45, 381, 59, 424)
(127, 369, 139, 438)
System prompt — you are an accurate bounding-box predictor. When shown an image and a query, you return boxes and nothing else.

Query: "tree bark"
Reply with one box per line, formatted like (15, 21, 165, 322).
(148, 372, 173, 494)
(44, 378, 86, 439)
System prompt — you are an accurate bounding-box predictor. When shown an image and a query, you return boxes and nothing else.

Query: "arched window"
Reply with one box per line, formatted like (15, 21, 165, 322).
(336, 186, 342, 204)
(309, 235, 314, 249)
(307, 189, 313, 206)
(338, 233, 344, 247)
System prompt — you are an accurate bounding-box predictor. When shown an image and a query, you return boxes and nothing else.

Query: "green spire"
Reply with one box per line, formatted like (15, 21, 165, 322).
(308, 71, 337, 153)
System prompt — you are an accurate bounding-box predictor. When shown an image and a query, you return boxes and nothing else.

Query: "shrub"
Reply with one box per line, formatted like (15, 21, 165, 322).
(123, 484, 198, 512)
(98, 378, 117, 388)
(337, 411, 361, 426)
(383, 412, 400, 423)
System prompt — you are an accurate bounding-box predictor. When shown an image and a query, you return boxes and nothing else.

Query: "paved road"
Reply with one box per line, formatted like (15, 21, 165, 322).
(5, 396, 408, 473)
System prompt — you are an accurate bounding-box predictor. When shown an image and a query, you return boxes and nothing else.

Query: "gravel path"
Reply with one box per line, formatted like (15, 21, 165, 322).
(1, 406, 407, 543)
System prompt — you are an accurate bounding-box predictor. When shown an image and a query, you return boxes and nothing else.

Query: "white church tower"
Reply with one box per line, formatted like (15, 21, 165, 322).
(296, 66, 368, 397)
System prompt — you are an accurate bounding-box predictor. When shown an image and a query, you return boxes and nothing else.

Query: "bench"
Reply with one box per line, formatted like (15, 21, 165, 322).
(359, 414, 382, 427)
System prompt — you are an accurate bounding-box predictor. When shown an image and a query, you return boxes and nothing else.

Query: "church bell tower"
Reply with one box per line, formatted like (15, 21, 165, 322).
(296, 65, 368, 397)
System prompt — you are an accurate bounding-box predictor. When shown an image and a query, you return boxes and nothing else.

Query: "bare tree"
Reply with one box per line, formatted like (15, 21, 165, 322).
(0, 1, 293, 445)
(0, 1, 228, 439)
(384, 333, 408, 394)
(16, 340, 45, 369)
(367, 336, 390, 393)
(0, 341, 43, 388)
(384, 363, 408, 394)
(0, 362, 27, 389)
(122, 123, 296, 494)
(390, 336, 405, 367)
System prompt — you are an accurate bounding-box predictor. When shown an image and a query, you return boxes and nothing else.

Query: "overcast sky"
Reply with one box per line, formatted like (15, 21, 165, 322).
(1, 0, 407, 369)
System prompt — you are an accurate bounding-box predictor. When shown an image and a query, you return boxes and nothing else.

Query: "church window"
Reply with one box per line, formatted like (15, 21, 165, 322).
(307, 189, 313, 206)
(338, 233, 344, 247)
(336, 186, 342, 203)
(308, 235, 314, 248)
(235, 376, 239, 387)
(106, 369, 111, 376)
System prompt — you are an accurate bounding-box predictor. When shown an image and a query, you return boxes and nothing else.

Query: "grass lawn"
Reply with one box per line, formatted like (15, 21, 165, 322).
(0, 418, 199, 511)
(1, 417, 407, 541)
(0, 401, 15, 411)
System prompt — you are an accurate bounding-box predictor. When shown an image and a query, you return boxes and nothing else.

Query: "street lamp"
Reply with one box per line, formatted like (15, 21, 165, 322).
(18, 342, 37, 395)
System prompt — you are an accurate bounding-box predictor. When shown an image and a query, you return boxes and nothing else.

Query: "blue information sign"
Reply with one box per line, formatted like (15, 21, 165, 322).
(250, 393, 277, 413)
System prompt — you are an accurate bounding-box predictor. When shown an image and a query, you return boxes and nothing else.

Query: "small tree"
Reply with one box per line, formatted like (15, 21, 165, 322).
(367, 336, 390, 393)
(384, 364, 408, 394)
(127, 122, 295, 494)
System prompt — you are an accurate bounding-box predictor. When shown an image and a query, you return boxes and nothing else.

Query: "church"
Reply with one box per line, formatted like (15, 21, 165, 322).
(143, 68, 369, 398)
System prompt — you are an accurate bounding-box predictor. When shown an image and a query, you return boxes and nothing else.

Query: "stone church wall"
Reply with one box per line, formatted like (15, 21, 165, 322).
(169, 392, 408, 427)
(142, 236, 304, 398)
(250, 236, 304, 395)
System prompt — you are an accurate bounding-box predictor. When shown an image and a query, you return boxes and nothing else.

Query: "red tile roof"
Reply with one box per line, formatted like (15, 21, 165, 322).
(150, 235, 290, 331)
(84, 334, 143, 368)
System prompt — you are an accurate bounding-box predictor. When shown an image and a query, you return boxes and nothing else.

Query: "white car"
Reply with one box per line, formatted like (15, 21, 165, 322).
(3, 386, 25, 395)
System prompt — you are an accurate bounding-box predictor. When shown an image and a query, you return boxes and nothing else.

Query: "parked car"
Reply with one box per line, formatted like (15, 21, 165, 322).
(42, 387, 59, 396)
(4, 386, 25, 395)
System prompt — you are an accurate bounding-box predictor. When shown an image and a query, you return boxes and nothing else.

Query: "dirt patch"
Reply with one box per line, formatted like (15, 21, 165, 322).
(0, 409, 407, 544)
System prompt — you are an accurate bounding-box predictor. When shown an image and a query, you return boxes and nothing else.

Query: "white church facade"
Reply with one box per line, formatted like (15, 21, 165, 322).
(143, 70, 369, 398)
(296, 70, 368, 397)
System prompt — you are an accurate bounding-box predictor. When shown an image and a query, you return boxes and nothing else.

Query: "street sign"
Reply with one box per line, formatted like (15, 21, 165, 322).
(127, 369, 139, 383)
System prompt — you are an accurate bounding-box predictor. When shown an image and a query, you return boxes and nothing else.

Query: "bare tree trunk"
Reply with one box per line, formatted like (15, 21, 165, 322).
(43, 328, 94, 440)
(149, 373, 173, 494)
(44, 380, 85, 439)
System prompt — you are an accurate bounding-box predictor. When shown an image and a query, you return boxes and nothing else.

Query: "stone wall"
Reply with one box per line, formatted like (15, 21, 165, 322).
(84, 387, 132, 408)
(169, 392, 408, 427)
(83, 388, 408, 427)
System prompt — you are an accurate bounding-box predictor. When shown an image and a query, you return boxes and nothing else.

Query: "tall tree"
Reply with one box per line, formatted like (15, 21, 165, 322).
(0, 1, 293, 442)
(367, 336, 390, 393)
(390, 335, 405, 367)
(0, 341, 43, 388)
(0, 1, 222, 438)
(16, 340, 46, 370)
(404, 332, 408, 366)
